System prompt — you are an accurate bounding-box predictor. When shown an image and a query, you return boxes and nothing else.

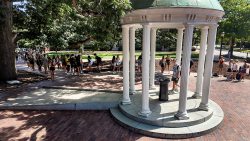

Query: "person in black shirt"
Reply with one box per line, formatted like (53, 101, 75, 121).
(76, 54, 81, 75)
(94, 53, 102, 72)
(190, 59, 194, 75)
(69, 54, 76, 74)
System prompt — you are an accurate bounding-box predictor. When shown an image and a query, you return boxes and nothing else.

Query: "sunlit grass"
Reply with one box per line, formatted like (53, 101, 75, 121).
(46, 51, 199, 61)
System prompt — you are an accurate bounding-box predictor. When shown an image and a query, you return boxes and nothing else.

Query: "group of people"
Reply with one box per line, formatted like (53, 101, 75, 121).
(159, 55, 172, 73)
(111, 55, 122, 73)
(218, 56, 249, 81)
(158, 55, 182, 94)
(21, 50, 104, 80)
(110, 54, 144, 73)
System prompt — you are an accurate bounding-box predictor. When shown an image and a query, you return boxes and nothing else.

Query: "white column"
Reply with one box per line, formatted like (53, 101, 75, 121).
(175, 24, 194, 120)
(149, 28, 157, 89)
(193, 26, 209, 98)
(122, 25, 131, 105)
(199, 25, 218, 111)
(139, 24, 152, 117)
(176, 28, 185, 65)
(129, 27, 136, 95)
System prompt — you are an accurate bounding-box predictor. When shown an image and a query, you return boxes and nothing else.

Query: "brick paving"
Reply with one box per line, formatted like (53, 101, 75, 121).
(0, 61, 250, 141)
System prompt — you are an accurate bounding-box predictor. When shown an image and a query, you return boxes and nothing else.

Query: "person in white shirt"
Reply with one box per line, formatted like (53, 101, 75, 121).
(171, 59, 181, 94)
(232, 60, 238, 79)
(226, 59, 233, 80)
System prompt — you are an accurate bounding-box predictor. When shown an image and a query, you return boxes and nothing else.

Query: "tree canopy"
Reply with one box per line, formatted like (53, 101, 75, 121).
(219, 0, 250, 44)
(13, 0, 131, 50)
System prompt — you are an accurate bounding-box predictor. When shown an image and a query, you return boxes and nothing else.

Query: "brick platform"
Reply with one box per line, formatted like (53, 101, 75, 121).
(0, 75, 250, 140)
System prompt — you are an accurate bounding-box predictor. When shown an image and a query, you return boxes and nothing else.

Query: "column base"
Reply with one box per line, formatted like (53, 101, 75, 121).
(174, 111, 189, 120)
(198, 103, 209, 111)
(138, 110, 152, 118)
(129, 89, 136, 95)
(192, 92, 202, 99)
(149, 85, 156, 90)
(121, 99, 131, 105)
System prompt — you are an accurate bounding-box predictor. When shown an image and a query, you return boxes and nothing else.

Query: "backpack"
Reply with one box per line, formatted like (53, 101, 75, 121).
(97, 56, 102, 63)
(236, 73, 241, 80)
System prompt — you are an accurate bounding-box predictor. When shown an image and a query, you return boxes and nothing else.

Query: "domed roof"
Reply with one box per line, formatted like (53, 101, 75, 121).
(130, 0, 224, 11)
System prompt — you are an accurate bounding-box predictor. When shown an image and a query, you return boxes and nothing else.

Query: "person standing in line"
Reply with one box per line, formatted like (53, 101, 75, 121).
(42, 54, 49, 74)
(170, 59, 181, 94)
(226, 59, 233, 81)
(240, 60, 249, 81)
(218, 56, 225, 76)
(65, 55, 70, 73)
(55, 56, 61, 70)
(69, 54, 76, 74)
(165, 55, 171, 73)
(76, 54, 81, 75)
(49, 57, 56, 80)
(94, 53, 102, 72)
(111, 56, 116, 71)
(159, 56, 166, 74)
(232, 60, 239, 80)
(190, 58, 194, 75)
(36, 54, 43, 72)
(87, 55, 93, 72)
(113, 55, 122, 73)
(137, 54, 142, 73)
(61, 55, 67, 72)
(29, 55, 35, 71)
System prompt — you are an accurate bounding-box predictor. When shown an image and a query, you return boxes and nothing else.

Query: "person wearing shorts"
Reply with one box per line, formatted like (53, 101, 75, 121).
(226, 59, 233, 80)
(49, 58, 56, 80)
(240, 60, 249, 80)
(114, 55, 122, 73)
(171, 59, 181, 94)
(165, 55, 171, 72)
(218, 56, 224, 76)
(232, 60, 238, 79)
(87, 55, 93, 72)
(159, 56, 166, 73)
(94, 53, 102, 72)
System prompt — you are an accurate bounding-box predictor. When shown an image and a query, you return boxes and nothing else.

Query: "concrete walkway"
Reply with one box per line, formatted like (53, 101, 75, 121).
(0, 88, 122, 110)
(0, 58, 250, 140)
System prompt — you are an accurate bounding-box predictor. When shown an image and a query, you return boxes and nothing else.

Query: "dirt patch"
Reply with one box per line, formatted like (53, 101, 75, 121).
(0, 70, 47, 90)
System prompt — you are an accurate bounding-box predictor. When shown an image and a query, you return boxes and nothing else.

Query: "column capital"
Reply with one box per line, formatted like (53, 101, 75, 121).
(122, 25, 130, 29)
(151, 27, 157, 31)
(177, 27, 185, 31)
(201, 26, 209, 30)
(209, 24, 219, 29)
(141, 23, 152, 28)
(184, 23, 195, 28)
(129, 27, 136, 31)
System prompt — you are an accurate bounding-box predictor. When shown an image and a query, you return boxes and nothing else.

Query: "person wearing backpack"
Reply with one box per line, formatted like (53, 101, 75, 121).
(240, 60, 249, 81)
(170, 59, 181, 94)
(94, 53, 102, 72)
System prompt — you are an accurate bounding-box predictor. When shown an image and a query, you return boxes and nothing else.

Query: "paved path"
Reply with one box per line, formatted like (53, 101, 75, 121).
(0, 71, 250, 140)
(0, 58, 250, 140)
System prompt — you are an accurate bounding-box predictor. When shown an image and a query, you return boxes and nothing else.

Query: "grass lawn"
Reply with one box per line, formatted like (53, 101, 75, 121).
(46, 51, 199, 61)
(233, 48, 250, 53)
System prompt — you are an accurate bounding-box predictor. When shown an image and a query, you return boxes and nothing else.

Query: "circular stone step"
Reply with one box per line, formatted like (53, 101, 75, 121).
(110, 100, 224, 139)
(119, 92, 213, 127)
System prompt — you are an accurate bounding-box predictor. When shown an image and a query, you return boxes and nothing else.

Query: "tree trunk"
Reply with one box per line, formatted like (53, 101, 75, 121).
(0, 1, 17, 81)
(229, 36, 235, 59)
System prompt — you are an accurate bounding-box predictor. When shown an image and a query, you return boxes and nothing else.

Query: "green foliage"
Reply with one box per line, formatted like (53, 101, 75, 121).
(219, 0, 250, 42)
(156, 29, 177, 51)
(13, 0, 131, 50)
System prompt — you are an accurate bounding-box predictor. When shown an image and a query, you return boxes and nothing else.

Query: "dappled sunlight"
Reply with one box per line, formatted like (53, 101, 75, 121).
(56, 92, 97, 100)
(0, 111, 51, 141)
